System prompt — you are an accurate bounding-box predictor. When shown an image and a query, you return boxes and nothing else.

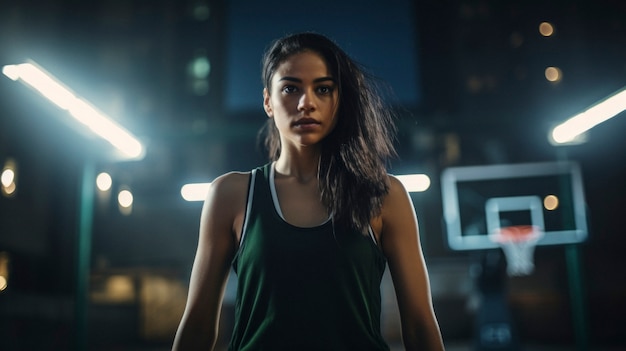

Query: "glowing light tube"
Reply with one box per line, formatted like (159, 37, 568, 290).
(181, 174, 431, 202)
(181, 183, 211, 202)
(2, 62, 144, 159)
(551, 87, 626, 144)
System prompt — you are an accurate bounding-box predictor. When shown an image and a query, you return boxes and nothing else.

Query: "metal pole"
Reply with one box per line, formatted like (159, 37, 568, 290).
(74, 159, 95, 351)
(566, 244, 588, 351)
(557, 149, 589, 351)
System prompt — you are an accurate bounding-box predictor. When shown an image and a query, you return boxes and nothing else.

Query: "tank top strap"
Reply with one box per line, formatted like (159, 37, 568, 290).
(239, 163, 272, 247)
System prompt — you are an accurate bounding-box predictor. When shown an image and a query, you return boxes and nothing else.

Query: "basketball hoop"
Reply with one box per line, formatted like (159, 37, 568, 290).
(489, 225, 543, 276)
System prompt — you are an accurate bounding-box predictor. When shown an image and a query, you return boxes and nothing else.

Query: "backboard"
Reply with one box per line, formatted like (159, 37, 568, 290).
(441, 161, 588, 251)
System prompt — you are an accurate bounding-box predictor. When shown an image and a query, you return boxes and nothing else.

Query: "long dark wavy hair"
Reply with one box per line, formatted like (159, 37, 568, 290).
(260, 32, 397, 234)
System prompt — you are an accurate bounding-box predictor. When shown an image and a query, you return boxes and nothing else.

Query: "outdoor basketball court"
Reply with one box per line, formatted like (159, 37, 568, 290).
(440, 161, 589, 350)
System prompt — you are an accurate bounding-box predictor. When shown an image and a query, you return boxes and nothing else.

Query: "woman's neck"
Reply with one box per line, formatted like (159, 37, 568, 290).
(274, 147, 321, 183)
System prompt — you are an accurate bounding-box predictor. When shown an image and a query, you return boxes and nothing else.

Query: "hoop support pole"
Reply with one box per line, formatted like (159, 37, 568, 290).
(566, 244, 588, 351)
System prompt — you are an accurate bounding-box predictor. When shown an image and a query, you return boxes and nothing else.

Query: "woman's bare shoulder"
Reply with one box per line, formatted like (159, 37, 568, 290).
(371, 174, 408, 239)
(379, 174, 417, 225)
(207, 171, 252, 201)
(200, 171, 253, 239)
(381, 174, 409, 206)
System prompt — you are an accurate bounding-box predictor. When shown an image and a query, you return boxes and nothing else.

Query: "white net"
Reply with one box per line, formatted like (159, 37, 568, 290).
(490, 225, 543, 276)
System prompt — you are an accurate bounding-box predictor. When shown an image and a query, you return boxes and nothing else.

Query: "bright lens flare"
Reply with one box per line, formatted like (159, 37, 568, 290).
(2, 62, 144, 159)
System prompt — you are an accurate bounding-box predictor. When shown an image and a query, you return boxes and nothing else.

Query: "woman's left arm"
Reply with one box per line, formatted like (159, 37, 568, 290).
(380, 175, 445, 351)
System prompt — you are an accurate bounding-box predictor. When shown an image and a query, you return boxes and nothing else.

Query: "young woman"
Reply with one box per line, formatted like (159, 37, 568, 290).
(172, 32, 445, 351)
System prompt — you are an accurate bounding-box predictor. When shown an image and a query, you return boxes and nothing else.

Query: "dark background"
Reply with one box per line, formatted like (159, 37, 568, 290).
(1, 0, 625, 350)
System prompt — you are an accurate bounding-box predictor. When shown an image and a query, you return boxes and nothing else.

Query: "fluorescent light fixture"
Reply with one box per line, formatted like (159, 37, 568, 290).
(550, 87, 626, 144)
(181, 173, 431, 202)
(181, 183, 211, 202)
(396, 174, 431, 192)
(2, 62, 144, 159)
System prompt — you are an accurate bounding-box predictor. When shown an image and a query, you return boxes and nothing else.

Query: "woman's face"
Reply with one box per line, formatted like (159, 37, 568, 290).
(263, 50, 339, 151)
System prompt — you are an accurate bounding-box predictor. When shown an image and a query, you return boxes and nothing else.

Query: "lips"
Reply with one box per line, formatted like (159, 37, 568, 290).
(293, 117, 320, 126)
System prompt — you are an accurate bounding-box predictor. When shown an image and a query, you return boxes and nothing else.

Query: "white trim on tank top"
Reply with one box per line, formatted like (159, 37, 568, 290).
(239, 168, 257, 245)
(269, 162, 286, 220)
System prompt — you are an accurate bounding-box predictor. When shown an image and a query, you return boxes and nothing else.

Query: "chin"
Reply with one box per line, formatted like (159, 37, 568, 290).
(295, 136, 325, 147)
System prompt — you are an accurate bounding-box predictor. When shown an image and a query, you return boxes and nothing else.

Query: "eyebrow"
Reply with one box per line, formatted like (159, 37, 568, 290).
(278, 76, 335, 83)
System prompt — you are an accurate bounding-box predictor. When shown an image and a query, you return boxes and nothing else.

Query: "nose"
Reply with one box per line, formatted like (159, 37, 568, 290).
(297, 91, 316, 112)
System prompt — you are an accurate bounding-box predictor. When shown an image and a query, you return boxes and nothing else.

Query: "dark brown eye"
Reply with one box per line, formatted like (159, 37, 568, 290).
(282, 85, 298, 94)
(317, 86, 334, 95)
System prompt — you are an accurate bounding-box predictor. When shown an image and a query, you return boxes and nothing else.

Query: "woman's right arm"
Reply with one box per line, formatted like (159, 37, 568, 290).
(172, 172, 248, 351)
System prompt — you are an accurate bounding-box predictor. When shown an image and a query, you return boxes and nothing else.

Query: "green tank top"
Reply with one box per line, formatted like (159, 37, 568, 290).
(228, 163, 390, 351)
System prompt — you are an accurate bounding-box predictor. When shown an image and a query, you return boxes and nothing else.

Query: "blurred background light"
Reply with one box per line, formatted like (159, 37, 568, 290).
(105, 275, 135, 302)
(551, 87, 626, 144)
(0, 252, 9, 292)
(90, 274, 136, 304)
(396, 174, 431, 192)
(545, 66, 562, 83)
(181, 183, 211, 202)
(118, 189, 133, 208)
(2, 62, 144, 160)
(188, 55, 211, 96)
(1, 159, 18, 197)
(96, 172, 113, 192)
(543, 195, 559, 211)
(192, 2, 211, 21)
(190, 56, 211, 79)
(1, 169, 14, 188)
(539, 22, 555, 37)
(1, 182, 17, 197)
